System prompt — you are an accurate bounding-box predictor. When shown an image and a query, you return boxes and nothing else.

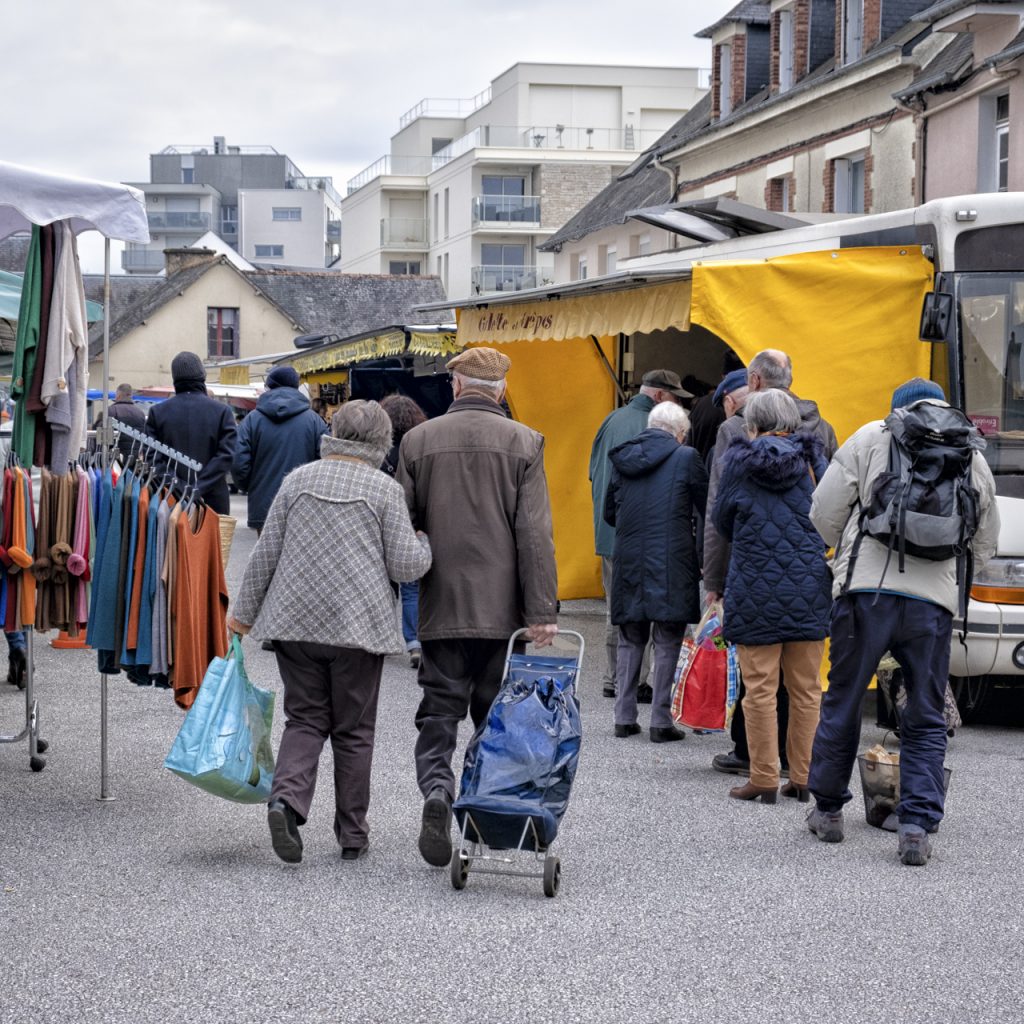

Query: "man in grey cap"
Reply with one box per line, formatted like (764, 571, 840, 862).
(145, 351, 237, 514)
(397, 346, 558, 867)
(589, 369, 691, 699)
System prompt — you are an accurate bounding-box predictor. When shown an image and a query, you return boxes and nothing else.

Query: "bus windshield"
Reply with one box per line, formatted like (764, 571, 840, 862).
(958, 272, 1024, 475)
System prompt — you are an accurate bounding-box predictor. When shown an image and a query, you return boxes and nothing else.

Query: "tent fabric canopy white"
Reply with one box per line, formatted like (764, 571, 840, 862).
(0, 160, 150, 243)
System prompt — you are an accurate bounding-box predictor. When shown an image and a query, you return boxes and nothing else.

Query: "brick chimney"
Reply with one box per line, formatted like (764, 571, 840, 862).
(163, 247, 219, 277)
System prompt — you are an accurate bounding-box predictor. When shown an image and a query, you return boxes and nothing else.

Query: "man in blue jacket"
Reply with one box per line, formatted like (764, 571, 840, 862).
(589, 369, 691, 699)
(232, 366, 328, 535)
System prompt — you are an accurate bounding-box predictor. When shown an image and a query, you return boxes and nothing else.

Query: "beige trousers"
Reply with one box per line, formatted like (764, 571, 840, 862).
(735, 640, 825, 788)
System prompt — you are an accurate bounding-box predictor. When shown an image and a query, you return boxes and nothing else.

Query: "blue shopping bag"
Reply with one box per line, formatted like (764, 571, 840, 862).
(164, 635, 276, 803)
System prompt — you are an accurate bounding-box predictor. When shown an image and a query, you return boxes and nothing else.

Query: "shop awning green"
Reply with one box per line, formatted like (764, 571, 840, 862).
(0, 269, 103, 322)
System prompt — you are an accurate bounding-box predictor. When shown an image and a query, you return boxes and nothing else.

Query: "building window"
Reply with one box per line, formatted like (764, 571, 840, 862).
(833, 155, 865, 214)
(254, 244, 284, 259)
(778, 7, 795, 91)
(220, 205, 237, 235)
(272, 207, 302, 221)
(637, 233, 651, 256)
(389, 260, 421, 275)
(207, 308, 238, 359)
(443, 188, 450, 239)
(996, 93, 1010, 192)
(433, 193, 439, 243)
(431, 137, 452, 154)
(577, 255, 588, 280)
(842, 0, 863, 65)
(604, 246, 617, 275)
(181, 155, 194, 185)
(480, 175, 528, 221)
(719, 43, 733, 117)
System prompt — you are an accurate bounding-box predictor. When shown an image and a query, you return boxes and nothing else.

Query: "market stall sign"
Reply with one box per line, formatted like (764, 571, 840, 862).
(290, 330, 406, 374)
(407, 331, 460, 356)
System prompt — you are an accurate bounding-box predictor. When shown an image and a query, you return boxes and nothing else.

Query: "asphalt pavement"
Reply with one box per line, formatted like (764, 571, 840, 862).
(2, 494, 1023, 1023)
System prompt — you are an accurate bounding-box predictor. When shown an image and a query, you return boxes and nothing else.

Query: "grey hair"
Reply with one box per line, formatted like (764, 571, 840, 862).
(648, 401, 689, 437)
(744, 389, 802, 435)
(331, 400, 393, 450)
(454, 372, 504, 395)
(748, 349, 793, 389)
(115, 382, 133, 398)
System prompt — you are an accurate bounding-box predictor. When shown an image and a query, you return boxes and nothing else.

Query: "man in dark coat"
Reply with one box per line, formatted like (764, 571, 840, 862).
(397, 346, 558, 867)
(604, 401, 708, 743)
(232, 366, 327, 533)
(145, 351, 237, 515)
(687, 350, 745, 461)
(95, 383, 147, 460)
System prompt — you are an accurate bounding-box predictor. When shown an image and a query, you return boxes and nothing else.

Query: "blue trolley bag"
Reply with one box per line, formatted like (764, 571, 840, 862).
(454, 639, 583, 851)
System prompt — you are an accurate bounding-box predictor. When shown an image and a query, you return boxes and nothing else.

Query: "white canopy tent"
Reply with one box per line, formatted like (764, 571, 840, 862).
(0, 160, 149, 798)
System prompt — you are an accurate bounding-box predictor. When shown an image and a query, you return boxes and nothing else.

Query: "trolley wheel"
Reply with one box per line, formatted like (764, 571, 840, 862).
(36, 738, 49, 754)
(450, 850, 470, 891)
(542, 855, 561, 898)
(30, 756, 46, 773)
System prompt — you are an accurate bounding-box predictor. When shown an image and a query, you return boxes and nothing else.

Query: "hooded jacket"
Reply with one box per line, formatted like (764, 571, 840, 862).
(604, 428, 708, 625)
(712, 433, 831, 646)
(232, 386, 328, 528)
(703, 390, 838, 594)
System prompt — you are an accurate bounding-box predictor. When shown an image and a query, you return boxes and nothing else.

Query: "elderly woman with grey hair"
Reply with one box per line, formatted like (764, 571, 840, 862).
(229, 400, 432, 864)
(711, 389, 831, 804)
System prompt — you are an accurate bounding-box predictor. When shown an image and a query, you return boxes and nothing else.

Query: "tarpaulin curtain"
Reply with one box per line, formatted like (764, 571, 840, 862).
(473, 334, 616, 600)
(690, 246, 935, 443)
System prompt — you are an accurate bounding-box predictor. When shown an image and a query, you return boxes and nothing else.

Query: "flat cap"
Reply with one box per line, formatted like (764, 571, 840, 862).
(448, 346, 511, 381)
(712, 368, 748, 408)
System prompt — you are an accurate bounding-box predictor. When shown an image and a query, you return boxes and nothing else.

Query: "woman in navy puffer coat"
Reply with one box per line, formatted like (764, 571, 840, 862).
(712, 390, 831, 804)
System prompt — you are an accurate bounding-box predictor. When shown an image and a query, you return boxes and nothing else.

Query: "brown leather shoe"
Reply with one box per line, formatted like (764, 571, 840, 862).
(780, 781, 811, 803)
(728, 781, 779, 804)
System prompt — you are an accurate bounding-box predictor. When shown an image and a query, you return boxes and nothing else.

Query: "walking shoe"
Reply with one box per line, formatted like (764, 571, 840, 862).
(898, 824, 932, 866)
(711, 751, 750, 776)
(418, 788, 453, 866)
(7, 648, 26, 690)
(409, 651, 421, 670)
(602, 682, 617, 698)
(806, 806, 844, 843)
(341, 844, 369, 861)
(614, 722, 642, 738)
(650, 726, 686, 744)
(636, 683, 654, 704)
(267, 799, 303, 863)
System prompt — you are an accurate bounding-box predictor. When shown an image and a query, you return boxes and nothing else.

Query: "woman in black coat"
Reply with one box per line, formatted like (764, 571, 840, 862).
(604, 401, 708, 743)
(712, 389, 831, 804)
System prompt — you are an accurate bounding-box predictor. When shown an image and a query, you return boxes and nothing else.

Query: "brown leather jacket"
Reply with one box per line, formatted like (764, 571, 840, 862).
(397, 394, 558, 640)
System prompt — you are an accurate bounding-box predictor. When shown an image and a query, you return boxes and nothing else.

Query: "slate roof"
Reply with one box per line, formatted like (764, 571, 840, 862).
(86, 256, 451, 360)
(894, 31, 974, 98)
(696, 0, 771, 38)
(540, 94, 713, 251)
(983, 25, 1024, 68)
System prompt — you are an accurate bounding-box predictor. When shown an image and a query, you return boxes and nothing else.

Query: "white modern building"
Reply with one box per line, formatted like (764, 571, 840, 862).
(123, 137, 343, 274)
(340, 63, 707, 297)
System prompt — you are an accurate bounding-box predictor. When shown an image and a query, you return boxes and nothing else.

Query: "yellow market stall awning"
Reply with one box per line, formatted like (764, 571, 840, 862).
(456, 278, 691, 345)
(289, 330, 407, 375)
(690, 246, 935, 443)
(407, 330, 459, 356)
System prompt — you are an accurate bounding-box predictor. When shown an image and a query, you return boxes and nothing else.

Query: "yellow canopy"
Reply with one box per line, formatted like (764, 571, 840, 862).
(290, 330, 407, 374)
(690, 246, 935, 442)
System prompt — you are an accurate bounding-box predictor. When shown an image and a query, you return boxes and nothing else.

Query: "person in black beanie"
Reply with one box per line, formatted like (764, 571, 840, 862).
(232, 365, 327, 535)
(145, 351, 237, 514)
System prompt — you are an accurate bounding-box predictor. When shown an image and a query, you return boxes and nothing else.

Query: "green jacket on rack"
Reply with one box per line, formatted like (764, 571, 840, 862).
(11, 225, 41, 466)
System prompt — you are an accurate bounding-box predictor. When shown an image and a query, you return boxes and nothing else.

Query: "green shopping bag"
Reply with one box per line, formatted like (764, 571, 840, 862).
(164, 635, 276, 803)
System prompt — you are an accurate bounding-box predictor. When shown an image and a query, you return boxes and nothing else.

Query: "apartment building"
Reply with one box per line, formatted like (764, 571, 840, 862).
(340, 63, 707, 298)
(122, 137, 342, 274)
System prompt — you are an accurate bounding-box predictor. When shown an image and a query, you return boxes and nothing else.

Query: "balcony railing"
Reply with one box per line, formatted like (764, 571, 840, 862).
(472, 195, 541, 226)
(471, 265, 552, 295)
(147, 211, 211, 231)
(347, 155, 434, 194)
(380, 218, 427, 248)
(121, 249, 166, 272)
(288, 175, 342, 207)
(399, 88, 491, 128)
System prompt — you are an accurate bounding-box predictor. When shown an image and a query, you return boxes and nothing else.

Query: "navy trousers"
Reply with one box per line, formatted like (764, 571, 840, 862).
(808, 593, 952, 832)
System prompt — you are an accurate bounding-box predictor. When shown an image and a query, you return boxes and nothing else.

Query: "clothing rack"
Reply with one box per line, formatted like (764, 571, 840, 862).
(111, 421, 203, 474)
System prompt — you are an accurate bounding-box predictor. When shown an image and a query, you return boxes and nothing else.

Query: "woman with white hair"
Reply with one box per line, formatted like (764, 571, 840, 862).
(228, 400, 432, 864)
(712, 389, 831, 804)
(604, 401, 709, 742)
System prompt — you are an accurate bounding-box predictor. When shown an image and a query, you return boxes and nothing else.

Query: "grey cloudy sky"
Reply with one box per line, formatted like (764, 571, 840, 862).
(2, 0, 738, 270)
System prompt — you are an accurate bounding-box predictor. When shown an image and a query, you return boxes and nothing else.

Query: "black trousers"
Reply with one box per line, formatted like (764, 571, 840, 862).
(270, 641, 384, 849)
(414, 637, 508, 799)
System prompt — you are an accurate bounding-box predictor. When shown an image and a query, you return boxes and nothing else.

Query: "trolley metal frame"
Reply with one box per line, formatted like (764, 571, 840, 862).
(450, 628, 584, 898)
(0, 627, 48, 771)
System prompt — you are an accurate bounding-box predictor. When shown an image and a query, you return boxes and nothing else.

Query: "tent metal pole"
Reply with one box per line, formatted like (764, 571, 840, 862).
(98, 237, 114, 802)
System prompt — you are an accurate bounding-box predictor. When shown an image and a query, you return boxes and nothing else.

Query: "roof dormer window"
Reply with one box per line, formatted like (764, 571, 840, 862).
(778, 5, 795, 91)
(720, 42, 734, 117)
(842, 0, 864, 65)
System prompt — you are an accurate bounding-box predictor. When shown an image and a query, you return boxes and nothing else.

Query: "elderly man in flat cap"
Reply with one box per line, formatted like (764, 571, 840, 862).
(397, 346, 558, 867)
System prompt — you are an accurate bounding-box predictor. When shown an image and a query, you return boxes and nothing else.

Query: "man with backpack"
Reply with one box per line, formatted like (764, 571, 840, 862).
(805, 378, 1000, 865)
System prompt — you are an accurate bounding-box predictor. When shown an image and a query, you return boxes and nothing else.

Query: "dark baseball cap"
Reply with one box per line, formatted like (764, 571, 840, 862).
(712, 368, 749, 408)
(641, 369, 693, 399)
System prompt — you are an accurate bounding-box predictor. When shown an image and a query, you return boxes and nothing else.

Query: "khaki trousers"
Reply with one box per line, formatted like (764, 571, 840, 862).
(735, 640, 824, 788)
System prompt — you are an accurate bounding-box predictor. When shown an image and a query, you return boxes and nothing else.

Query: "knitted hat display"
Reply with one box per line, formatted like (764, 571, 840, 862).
(170, 350, 207, 384)
(891, 377, 945, 410)
(447, 347, 511, 381)
(265, 366, 300, 390)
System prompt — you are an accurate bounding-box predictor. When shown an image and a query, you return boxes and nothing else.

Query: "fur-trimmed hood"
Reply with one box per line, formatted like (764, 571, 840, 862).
(724, 433, 824, 492)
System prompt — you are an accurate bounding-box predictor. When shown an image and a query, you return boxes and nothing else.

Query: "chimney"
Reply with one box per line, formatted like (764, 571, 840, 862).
(213, 135, 226, 155)
(163, 247, 218, 277)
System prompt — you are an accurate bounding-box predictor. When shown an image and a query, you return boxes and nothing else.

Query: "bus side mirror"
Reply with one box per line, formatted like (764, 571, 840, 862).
(920, 291, 954, 342)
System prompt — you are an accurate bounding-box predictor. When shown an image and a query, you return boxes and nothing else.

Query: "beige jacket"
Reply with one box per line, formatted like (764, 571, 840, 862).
(397, 395, 558, 640)
(810, 402, 1000, 614)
